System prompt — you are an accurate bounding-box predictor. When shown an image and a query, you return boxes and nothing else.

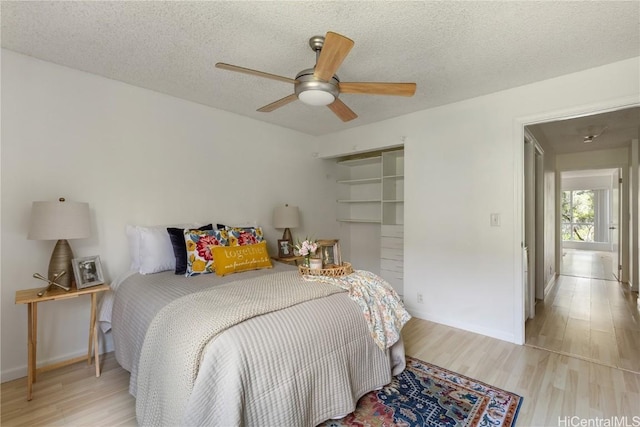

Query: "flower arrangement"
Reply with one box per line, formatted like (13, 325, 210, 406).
(294, 238, 318, 266)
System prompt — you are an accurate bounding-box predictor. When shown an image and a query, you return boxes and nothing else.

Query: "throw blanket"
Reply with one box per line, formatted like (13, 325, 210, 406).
(302, 270, 411, 350)
(135, 270, 343, 426)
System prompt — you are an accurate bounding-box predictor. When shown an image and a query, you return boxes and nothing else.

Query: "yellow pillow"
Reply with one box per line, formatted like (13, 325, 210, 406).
(212, 241, 273, 276)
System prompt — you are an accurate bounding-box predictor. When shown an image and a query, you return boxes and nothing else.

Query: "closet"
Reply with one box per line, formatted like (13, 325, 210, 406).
(336, 149, 404, 296)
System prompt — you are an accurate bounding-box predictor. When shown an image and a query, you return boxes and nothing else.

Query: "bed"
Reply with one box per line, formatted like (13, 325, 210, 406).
(99, 261, 408, 426)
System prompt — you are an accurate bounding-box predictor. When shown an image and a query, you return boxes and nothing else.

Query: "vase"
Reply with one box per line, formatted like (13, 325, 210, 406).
(309, 258, 323, 270)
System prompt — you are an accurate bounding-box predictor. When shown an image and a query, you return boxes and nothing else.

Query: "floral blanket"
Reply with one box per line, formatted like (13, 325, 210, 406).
(302, 270, 411, 350)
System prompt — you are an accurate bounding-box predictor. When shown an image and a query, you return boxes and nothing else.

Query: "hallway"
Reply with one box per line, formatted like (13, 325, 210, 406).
(526, 249, 640, 373)
(560, 248, 616, 281)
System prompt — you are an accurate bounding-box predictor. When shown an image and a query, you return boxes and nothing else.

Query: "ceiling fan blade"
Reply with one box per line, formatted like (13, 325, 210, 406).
(257, 94, 298, 112)
(314, 32, 354, 81)
(339, 82, 417, 97)
(216, 63, 296, 84)
(328, 98, 358, 122)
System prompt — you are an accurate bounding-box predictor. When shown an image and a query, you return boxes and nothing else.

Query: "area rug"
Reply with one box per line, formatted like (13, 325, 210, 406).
(319, 356, 523, 427)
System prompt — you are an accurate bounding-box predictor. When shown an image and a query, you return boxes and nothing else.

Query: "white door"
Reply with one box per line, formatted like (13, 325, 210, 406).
(611, 168, 621, 280)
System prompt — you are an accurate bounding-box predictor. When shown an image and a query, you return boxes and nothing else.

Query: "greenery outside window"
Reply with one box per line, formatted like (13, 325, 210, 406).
(562, 190, 595, 242)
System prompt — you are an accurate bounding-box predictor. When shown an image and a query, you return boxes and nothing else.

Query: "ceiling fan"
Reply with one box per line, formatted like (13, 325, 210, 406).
(215, 31, 417, 122)
(582, 126, 608, 143)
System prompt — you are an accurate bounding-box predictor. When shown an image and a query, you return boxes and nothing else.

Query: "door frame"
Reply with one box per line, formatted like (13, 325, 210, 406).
(523, 130, 545, 319)
(612, 167, 622, 281)
(523, 135, 534, 319)
(512, 95, 639, 345)
(534, 141, 545, 301)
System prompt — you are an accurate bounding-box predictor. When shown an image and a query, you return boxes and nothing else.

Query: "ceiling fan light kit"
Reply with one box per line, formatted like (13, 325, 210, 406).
(215, 31, 416, 122)
(298, 90, 335, 106)
(295, 69, 340, 106)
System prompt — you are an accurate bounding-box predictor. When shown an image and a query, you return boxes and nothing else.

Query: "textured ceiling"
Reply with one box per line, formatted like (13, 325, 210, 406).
(2, 1, 639, 136)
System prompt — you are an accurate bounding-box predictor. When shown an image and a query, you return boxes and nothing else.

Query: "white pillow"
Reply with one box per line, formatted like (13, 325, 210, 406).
(126, 225, 142, 271)
(127, 223, 200, 275)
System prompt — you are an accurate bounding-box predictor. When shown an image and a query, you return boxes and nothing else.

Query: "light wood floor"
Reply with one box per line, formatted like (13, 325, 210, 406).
(527, 247, 639, 374)
(1, 354, 135, 426)
(526, 274, 640, 374)
(560, 249, 616, 281)
(2, 317, 639, 426)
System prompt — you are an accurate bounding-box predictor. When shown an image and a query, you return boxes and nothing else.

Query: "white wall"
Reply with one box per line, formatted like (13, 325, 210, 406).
(0, 50, 338, 381)
(316, 57, 640, 343)
(556, 147, 631, 171)
(562, 175, 613, 191)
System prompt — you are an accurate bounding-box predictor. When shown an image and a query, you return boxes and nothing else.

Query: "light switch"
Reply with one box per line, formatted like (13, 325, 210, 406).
(490, 213, 501, 227)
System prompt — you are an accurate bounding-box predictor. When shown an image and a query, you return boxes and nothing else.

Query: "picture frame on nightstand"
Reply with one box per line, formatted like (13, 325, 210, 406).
(72, 255, 105, 289)
(277, 239, 293, 258)
(318, 239, 341, 267)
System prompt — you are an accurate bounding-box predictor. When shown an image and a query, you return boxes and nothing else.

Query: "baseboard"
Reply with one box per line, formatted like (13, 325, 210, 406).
(405, 306, 516, 344)
(544, 273, 558, 299)
(1, 366, 28, 383)
(1, 333, 114, 383)
(1, 348, 100, 383)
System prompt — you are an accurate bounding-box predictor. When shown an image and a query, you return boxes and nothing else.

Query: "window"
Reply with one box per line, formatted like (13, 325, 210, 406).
(562, 190, 595, 242)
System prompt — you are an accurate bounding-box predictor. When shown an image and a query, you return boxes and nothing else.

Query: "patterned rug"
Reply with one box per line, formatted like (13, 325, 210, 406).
(319, 356, 523, 427)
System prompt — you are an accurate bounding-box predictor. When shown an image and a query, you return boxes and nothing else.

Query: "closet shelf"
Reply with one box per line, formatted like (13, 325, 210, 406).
(337, 177, 382, 184)
(337, 156, 382, 167)
(337, 218, 382, 223)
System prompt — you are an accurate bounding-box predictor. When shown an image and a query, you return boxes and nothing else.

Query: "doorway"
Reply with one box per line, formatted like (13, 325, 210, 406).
(525, 166, 638, 372)
(559, 168, 621, 281)
(522, 106, 639, 373)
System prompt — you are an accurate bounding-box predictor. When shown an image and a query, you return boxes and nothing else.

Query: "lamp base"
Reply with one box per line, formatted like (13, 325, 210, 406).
(48, 239, 74, 290)
(282, 228, 292, 243)
(281, 228, 295, 258)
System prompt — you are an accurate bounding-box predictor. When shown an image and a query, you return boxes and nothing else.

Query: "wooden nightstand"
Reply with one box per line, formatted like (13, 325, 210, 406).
(15, 283, 110, 401)
(271, 255, 303, 266)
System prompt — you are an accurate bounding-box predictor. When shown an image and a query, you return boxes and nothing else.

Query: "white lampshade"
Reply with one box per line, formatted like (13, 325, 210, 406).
(27, 198, 91, 292)
(273, 205, 300, 229)
(28, 198, 91, 240)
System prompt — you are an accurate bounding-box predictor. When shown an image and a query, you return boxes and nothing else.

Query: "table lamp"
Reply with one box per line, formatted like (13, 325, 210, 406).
(273, 204, 300, 249)
(28, 198, 91, 291)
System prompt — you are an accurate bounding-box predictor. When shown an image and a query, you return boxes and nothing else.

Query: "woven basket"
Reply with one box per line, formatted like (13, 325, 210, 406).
(299, 262, 353, 277)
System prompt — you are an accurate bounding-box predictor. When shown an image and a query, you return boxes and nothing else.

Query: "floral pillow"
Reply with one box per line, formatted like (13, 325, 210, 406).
(184, 229, 228, 276)
(227, 226, 264, 246)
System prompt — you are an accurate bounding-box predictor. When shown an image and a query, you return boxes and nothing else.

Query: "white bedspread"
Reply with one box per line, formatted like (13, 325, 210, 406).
(136, 271, 343, 425)
(110, 265, 406, 426)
